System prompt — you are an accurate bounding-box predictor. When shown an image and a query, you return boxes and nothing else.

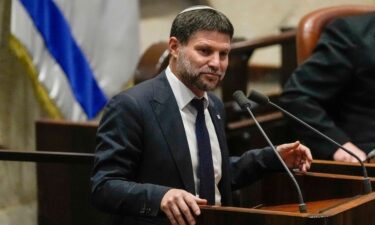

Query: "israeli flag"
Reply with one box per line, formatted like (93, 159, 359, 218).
(10, 0, 139, 120)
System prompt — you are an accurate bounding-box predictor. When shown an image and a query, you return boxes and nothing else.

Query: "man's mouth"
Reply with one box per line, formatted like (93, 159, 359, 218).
(201, 72, 222, 78)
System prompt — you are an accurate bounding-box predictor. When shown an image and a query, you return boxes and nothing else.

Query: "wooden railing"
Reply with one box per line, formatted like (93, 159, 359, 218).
(1, 120, 375, 225)
(0, 149, 93, 163)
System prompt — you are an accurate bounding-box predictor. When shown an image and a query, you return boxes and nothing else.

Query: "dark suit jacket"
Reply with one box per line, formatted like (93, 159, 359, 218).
(91, 72, 281, 225)
(280, 13, 375, 159)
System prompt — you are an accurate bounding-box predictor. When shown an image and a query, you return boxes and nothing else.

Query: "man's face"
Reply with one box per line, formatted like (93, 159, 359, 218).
(170, 30, 231, 96)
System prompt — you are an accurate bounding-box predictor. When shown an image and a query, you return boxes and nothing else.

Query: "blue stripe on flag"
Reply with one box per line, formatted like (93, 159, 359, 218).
(20, 0, 107, 119)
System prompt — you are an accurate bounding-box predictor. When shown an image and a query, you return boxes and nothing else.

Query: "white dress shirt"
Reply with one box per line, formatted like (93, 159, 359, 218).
(165, 66, 222, 205)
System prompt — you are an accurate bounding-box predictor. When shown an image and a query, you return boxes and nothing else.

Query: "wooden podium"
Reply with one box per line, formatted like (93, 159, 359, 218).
(34, 119, 375, 225)
(35, 119, 108, 225)
(310, 159, 375, 176)
(198, 192, 375, 225)
(197, 162, 375, 225)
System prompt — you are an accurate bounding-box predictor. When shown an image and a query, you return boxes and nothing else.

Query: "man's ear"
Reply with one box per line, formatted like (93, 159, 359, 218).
(168, 37, 180, 58)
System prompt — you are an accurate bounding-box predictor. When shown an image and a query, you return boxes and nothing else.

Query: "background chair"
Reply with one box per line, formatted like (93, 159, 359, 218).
(297, 5, 375, 65)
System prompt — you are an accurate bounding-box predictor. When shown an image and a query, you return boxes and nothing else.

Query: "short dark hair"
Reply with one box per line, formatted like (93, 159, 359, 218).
(170, 7, 234, 45)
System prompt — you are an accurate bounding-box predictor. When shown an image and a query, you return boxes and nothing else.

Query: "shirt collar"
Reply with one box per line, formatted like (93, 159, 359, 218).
(165, 66, 209, 110)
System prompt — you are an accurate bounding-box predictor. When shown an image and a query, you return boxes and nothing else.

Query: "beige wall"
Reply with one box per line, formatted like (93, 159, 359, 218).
(0, 0, 374, 224)
(140, 0, 375, 65)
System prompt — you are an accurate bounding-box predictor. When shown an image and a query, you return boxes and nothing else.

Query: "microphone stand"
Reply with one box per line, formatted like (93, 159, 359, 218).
(233, 91, 307, 213)
(270, 101, 372, 194)
(248, 89, 372, 194)
(244, 105, 307, 213)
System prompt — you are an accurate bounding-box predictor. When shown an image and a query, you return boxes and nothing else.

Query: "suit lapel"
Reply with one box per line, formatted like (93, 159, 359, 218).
(207, 102, 227, 154)
(207, 98, 232, 205)
(150, 73, 196, 194)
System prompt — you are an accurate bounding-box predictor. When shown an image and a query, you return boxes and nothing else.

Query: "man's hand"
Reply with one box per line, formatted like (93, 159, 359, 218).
(160, 189, 207, 225)
(333, 142, 367, 162)
(277, 141, 313, 172)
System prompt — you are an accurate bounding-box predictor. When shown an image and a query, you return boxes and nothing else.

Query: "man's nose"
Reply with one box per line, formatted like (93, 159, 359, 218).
(207, 53, 220, 69)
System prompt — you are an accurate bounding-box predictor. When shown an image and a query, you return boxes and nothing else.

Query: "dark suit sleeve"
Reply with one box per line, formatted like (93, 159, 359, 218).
(207, 93, 283, 191)
(91, 93, 170, 217)
(280, 18, 358, 159)
(230, 147, 282, 190)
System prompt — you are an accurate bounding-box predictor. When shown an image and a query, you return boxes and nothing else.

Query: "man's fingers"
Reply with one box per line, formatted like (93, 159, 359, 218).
(299, 159, 309, 172)
(177, 196, 196, 225)
(162, 206, 177, 225)
(185, 195, 206, 216)
(305, 158, 311, 170)
(193, 196, 208, 205)
(169, 202, 187, 225)
(300, 144, 313, 162)
(278, 141, 300, 152)
(351, 156, 360, 163)
(161, 189, 205, 225)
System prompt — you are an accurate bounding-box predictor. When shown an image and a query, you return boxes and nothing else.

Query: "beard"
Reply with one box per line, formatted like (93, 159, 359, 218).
(175, 51, 225, 92)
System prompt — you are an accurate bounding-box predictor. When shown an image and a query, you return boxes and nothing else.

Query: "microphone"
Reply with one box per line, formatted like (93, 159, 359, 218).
(248, 89, 372, 194)
(367, 149, 375, 163)
(233, 90, 307, 213)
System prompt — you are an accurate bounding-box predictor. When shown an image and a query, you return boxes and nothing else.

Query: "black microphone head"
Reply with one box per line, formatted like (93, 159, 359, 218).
(248, 90, 270, 105)
(233, 90, 251, 109)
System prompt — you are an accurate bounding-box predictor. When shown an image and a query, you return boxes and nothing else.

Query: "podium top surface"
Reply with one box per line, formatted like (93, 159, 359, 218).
(200, 192, 375, 218)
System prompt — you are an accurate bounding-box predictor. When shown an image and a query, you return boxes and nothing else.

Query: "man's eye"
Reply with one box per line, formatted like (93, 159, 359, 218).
(220, 52, 229, 58)
(199, 49, 210, 55)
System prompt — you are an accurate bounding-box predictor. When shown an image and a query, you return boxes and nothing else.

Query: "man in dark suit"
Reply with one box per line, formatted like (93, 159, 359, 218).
(91, 5, 312, 225)
(280, 13, 375, 162)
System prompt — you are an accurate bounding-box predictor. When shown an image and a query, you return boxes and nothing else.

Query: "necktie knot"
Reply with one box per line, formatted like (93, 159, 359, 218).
(190, 98, 205, 114)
